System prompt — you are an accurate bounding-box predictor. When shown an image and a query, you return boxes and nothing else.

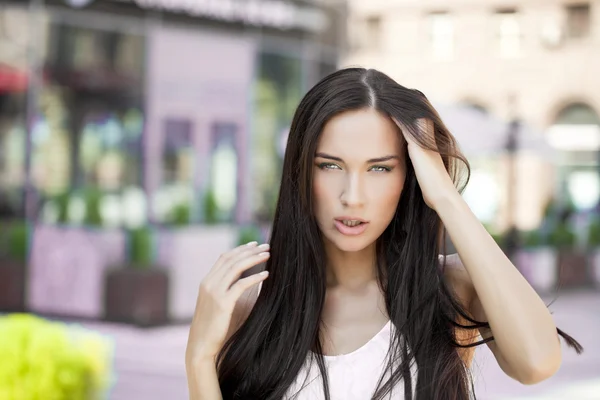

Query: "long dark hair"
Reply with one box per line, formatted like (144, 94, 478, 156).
(217, 68, 582, 399)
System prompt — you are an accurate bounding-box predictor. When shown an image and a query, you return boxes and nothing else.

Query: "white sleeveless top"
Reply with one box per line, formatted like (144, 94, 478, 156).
(282, 321, 418, 399)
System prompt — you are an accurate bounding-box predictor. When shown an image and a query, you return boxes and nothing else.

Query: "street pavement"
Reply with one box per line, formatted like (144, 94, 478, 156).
(83, 290, 600, 400)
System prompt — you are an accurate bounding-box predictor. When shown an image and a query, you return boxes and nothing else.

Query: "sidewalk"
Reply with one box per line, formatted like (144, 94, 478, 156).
(82, 290, 600, 399)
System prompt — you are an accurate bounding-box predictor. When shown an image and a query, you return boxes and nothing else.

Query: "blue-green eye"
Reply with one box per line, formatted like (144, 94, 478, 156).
(370, 165, 392, 172)
(318, 163, 341, 170)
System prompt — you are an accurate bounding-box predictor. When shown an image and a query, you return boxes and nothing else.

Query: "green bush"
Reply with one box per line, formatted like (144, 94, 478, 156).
(7, 221, 28, 262)
(587, 219, 600, 248)
(83, 188, 103, 227)
(548, 223, 576, 249)
(54, 192, 70, 225)
(128, 227, 154, 269)
(202, 189, 219, 225)
(0, 313, 113, 400)
(521, 229, 544, 248)
(167, 203, 191, 226)
(237, 225, 263, 246)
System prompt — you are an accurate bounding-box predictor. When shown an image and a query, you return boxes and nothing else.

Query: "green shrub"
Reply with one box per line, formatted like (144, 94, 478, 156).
(7, 221, 28, 262)
(54, 192, 70, 225)
(521, 230, 544, 248)
(202, 189, 219, 225)
(587, 219, 600, 248)
(548, 223, 576, 249)
(0, 313, 113, 400)
(128, 227, 153, 269)
(83, 188, 103, 227)
(167, 203, 191, 226)
(237, 225, 263, 246)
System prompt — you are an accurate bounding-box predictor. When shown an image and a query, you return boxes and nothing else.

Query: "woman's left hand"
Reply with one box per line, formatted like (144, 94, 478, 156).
(393, 118, 458, 210)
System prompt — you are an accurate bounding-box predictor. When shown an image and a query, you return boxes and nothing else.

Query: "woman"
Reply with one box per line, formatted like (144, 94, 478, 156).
(185, 68, 582, 399)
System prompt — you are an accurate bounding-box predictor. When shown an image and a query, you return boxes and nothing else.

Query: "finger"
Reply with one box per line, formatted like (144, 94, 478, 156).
(227, 270, 269, 301)
(212, 241, 259, 272)
(221, 250, 270, 287)
(212, 243, 269, 280)
(203, 241, 259, 283)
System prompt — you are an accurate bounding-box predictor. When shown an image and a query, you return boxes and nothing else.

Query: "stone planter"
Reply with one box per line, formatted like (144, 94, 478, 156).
(27, 225, 126, 318)
(104, 267, 169, 327)
(516, 247, 557, 293)
(0, 258, 26, 312)
(556, 249, 589, 289)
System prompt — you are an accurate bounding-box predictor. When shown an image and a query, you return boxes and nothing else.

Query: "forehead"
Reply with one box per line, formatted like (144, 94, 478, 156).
(317, 108, 403, 157)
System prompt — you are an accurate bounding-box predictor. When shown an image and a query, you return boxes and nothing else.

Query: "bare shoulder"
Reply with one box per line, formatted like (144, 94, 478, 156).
(439, 254, 475, 307)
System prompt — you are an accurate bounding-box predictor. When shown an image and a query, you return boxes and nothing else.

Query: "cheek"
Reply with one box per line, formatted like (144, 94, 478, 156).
(369, 174, 404, 218)
(312, 175, 331, 215)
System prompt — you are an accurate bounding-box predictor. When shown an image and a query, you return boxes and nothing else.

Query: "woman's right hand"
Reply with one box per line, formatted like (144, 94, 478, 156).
(186, 241, 270, 364)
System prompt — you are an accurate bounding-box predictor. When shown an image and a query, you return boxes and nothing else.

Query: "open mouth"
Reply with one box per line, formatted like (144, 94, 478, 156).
(340, 220, 365, 227)
(334, 218, 369, 236)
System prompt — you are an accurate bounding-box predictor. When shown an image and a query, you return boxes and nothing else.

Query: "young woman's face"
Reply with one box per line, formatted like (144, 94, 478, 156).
(312, 108, 406, 253)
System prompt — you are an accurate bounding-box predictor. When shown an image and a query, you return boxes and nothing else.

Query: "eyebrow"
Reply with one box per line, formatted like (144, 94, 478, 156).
(315, 152, 400, 163)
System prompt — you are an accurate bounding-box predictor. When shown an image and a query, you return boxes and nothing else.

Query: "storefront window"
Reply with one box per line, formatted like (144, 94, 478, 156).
(37, 20, 146, 227)
(252, 51, 302, 222)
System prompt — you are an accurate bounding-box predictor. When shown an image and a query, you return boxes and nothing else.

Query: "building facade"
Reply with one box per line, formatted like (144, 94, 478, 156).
(0, 0, 346, 227)
(344, 0, 600, 231)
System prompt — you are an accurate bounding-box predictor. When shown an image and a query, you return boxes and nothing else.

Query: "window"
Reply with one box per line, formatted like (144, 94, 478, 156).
(428, 12, 454, 60)
(565, 3, 590, 39)
(495, 9, 521, 58)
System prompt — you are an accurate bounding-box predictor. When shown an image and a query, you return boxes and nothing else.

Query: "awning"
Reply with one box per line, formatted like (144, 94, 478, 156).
(0, 64, 28, 93)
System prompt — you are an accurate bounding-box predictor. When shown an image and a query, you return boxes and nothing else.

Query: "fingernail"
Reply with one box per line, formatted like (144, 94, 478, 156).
(246, 241, 258, 246)
(259, 271, 269, 276)
(258, 252, 270, 257)
(258, 243, 270, 250)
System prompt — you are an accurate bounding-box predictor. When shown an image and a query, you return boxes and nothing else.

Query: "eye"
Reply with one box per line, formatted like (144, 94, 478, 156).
(369, 165, 392, 172)
(318, 162, 341, 170)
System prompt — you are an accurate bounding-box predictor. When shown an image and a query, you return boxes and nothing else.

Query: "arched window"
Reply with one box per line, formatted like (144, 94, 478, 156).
(555, 102, 600, 125)
(548, 102, 600, 151)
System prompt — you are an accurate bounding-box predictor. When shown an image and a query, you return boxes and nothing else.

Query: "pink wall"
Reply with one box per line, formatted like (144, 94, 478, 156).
(144, 25, 257, 223)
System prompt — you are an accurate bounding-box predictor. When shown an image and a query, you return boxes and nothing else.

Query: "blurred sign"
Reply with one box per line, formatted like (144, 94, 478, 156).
(132, 0, 329, 32)
(0, 65, 28, 93)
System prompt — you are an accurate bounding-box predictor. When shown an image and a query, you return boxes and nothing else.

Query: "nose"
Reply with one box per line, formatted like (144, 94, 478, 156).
(339, 173, 365, 208)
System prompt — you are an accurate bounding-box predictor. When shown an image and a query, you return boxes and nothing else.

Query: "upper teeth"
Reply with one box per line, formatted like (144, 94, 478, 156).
(343, 220, 362, 227)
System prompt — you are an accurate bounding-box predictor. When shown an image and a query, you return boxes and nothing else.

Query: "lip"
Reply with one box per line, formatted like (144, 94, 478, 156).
(334, 217, 370, 236)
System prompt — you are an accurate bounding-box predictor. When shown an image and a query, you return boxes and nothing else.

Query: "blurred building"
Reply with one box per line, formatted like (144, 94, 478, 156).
(0, 0, 347, 227)
(344, 0, 600, 231)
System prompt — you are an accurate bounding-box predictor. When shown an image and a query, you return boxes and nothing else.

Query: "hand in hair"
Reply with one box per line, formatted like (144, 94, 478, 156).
(186, 241, 270, 364)
(393, 117, 458, 211)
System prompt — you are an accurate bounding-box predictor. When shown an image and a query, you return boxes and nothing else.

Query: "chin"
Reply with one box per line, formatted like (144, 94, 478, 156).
(330, 237, 372, 253)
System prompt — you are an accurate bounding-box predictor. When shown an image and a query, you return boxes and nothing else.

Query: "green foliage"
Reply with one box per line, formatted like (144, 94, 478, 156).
(521, 229, 545, 248)
(7, 221, 28, 262)
(128, 227, 153, 269)
(83, 188, 103, 227)
(237, 225, 263, 246)
(167, 203, 191, 226)
(548, 223, 576, 249)
(0, 313, 113, 400)
(53, 192, 70, 225)
(587, 219, 600, 248)
(202, 189, 219, 225)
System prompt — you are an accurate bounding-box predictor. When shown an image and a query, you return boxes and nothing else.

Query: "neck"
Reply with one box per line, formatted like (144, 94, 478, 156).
(324, 241, 378, 289)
